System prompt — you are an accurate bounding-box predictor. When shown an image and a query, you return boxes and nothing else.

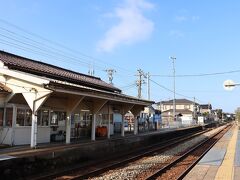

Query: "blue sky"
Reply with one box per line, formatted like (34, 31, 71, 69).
(0, 0, 240, 112)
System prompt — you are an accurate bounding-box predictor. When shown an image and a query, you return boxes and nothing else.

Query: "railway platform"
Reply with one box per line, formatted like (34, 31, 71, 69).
(0, 125, 205, 179)
(184, 123, 239, 180)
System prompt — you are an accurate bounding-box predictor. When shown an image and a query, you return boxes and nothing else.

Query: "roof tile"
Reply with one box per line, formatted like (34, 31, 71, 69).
(0, 51, 121, 93)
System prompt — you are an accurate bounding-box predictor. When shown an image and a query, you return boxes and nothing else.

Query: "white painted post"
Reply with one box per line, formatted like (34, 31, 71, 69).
(66, 115, 71, 144)
(121, 114, 125, 137)
(34, 114, 37, 147)
(91, 114, 96, 141)
(134, 117, 138, 135)
(11, 105, 17, 146)
(31, 112, 36, 148)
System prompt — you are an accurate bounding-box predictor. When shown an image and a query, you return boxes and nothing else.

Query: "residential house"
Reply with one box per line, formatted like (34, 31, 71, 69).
(199, 103, 212, 115)
(157, 99, 199, 126)
(139, 105, 162, 131)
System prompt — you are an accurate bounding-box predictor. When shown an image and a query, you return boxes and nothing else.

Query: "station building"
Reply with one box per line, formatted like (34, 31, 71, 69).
(0, 51, 153, 148)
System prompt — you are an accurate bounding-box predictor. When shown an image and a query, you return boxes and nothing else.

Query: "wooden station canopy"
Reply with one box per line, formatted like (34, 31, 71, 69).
(0, 50, 154, 147)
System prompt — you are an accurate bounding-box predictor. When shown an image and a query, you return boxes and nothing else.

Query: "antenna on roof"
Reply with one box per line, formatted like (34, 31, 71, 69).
(105, 69, 116, 85)
(88, 62, 95, 76)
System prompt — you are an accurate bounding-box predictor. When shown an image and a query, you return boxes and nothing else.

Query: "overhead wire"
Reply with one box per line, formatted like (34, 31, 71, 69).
(0, 21, 136, 89)
(149, 78, 199, 100)
(151, 69, 240, 77)
(0, 18, 135, 75)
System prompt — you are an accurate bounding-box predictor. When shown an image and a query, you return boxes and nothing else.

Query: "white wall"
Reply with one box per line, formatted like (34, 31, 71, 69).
(13, 126, 50, 145)
(0, 128, 13, 145)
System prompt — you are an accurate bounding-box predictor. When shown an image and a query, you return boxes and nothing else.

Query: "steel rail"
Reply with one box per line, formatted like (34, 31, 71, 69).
(61, 129, 212, 179)
(145, 124, 231, 180)
(32, 127, 214, 180)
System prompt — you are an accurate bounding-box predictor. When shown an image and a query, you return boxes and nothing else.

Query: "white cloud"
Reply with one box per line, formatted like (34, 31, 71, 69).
(175, 15, 200, 23)
(175, 15, 187, 22)
(97, 0, 155, 52)
(192, 16, 200, 21)
(169, 30, 184, 38)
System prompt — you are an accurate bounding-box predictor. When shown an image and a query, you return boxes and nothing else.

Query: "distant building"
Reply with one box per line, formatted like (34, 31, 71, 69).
(157, 99, 199, 126)
(199, 103, 212, 115)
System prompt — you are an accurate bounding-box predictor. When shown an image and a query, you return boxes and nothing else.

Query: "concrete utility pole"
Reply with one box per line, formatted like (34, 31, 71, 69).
(147, 72, 150, 100)
(136, 69, 145, 99)
(170, 56, 176, 121)
(193, 97, 196, 120)
(105, 69, 116, 85)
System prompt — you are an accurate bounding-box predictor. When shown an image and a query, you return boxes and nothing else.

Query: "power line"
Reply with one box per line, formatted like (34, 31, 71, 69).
(0, 19, 135, 75)
(151, 69, 240, 77)
(150, 79, 195, 100)
(0, 24, 136, 84)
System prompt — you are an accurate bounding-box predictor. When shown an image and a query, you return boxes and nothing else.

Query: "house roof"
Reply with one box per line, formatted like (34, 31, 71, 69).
(0, 50, 121, 93)
(0, 83, 12, 93)
(157, 99, 198, 105)
(200, 104, 212, 109)
(162, 109, 193, 115)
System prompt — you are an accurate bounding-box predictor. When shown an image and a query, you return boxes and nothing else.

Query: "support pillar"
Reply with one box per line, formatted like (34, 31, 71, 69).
(92, 99, 108, 141)
(91, 114, 96, 141)
(121, 114, 125, 137)
(65, 96, 84, 144)
(31, 112, 37, 148)
(134, 117, 138, 135)
(66, 115, 71, 144)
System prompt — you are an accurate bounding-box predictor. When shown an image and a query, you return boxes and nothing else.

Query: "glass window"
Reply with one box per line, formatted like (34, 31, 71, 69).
(0, 108, 3, 126)
(16, 109, 25, 126)
(37, 109, 49, 126)
(58, 112, 66, 126)
(6, 108, 13, 127)
(25, 109, 32, 126)
(37, 110, 42, 126)
(50, 111, 58, 126)
(80, 111, 92, 128)
(16, 108, 32, 126)
(50, 111, 66, 126)
(42, 110, 49, 126)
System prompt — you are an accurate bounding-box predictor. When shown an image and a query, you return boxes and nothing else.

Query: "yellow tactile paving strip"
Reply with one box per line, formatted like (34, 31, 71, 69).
(215, 125, 238, 180)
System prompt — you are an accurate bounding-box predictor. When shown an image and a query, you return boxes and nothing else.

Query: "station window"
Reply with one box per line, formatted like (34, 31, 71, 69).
(0, 108, 3, 126)
(37, 109, 50, 126)
(100, 114, 113, 124)
(80, 111, 92, 127)
(6, 108, 13, 127)
(16, 108, 32, 126)
(50, 111, 66, 126)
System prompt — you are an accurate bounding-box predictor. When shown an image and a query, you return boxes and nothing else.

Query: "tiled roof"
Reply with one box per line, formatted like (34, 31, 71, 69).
(157, 99, 197, 105)
(0, 83, 12, 93)
(200, 104, 212, 109)
(0, 51, 121, 93)
(162, 109, 193, 115)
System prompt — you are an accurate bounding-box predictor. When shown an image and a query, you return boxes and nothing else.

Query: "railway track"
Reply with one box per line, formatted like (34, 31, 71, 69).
(32, 124, 231, 180)
(82, 125, 230, 180)
(32, 128, 210, 180)
(145, 124, 231, 180)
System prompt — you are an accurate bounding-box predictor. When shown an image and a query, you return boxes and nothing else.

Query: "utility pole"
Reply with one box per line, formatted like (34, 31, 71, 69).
(136, 69, 145, 99)
(170, 56, 176, 121)
(193, 97, 196, 121)
(105, 69, 116, 85)
(147, 72, 150, 100)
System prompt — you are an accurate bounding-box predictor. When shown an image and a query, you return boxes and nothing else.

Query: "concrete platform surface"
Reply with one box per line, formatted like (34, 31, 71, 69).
(184, 124, 239, 180)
